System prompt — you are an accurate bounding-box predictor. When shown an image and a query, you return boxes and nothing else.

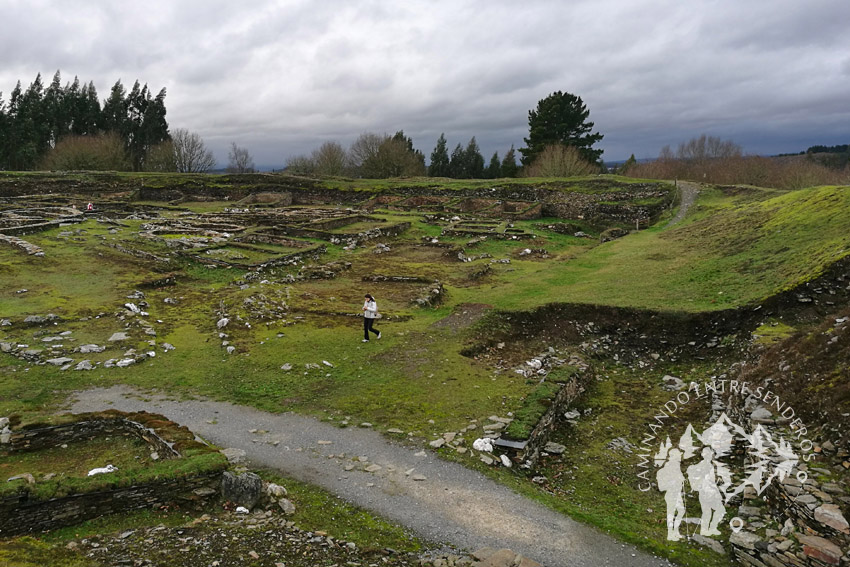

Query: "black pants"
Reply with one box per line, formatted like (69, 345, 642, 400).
(364, 317, 379, 340)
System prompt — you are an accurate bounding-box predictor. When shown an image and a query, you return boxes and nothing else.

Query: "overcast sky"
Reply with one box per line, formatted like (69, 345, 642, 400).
(2, 0, 849, 167)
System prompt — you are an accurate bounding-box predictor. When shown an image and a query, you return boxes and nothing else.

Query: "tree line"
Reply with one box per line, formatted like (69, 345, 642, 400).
(0, 71, 258, 174)
(287, 131, 521, 179)
(628, 134, 850, 190)
(0, 71, 168, 171)
(2, 74, 607, 179)
(289, 91, 607, 179)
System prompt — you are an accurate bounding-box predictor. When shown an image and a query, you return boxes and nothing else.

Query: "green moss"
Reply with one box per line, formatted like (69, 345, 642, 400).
(0, 537, 97, 567)
(504, 380, 561, 440)
(752, 319, 797, 345)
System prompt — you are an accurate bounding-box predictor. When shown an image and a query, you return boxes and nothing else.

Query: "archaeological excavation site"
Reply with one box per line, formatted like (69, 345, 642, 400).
(1, 171, 848, 567)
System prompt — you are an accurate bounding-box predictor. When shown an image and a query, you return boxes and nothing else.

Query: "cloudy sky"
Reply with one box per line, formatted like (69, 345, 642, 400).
(2, 0, 849, 167)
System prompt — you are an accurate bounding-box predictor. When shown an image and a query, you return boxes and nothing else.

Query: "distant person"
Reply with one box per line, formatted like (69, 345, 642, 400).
(86, 202, 93, 211)
(362, 293, 381, 342)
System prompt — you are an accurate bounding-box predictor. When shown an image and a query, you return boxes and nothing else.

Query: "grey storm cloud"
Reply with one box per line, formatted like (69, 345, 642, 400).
(2, 0, 849, 166)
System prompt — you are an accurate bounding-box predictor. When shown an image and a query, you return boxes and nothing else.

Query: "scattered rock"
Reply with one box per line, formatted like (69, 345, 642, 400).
(87, 464, 117, 476)
(606, 437, 635, 453)
(797, 534, 842, 565)
(543, 442, 566, 455)
(220, 447, 247, 464)
(750, 407, 773, 422)
(108, 332, 129, 342)
(563, 410, 580, 422)
(277, 498, 296, 515)
(662, 374, 686, 391)
(729, 531, 761, 550)
(265, 483, 287, 499)
(814, 503, 850, 534)
(7, 473, 35, 485)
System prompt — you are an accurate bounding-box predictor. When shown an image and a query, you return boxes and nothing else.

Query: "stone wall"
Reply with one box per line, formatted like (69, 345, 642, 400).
(306, 215, 376, 231)
(1, 218, 83, 236)
(0, 233, 44, 256)
(0, 411, 226, 536)
(722, 391, 850, 566)
(179, 244, 327, 272)
(0, 472, 220, 537)
(518, 370, 592, 469)
(8, 416, 179, 459)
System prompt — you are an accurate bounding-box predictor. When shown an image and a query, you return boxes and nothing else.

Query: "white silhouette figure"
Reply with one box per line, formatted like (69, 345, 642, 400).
(687, 447, 725, 536)
(657, 447, 686, 541)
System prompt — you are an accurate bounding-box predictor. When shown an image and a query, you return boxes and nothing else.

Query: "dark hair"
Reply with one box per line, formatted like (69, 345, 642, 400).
(364, 294, 373, 300)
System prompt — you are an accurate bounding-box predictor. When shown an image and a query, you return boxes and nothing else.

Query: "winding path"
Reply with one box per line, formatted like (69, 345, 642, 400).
(68, 386, 671, 567)
(665, 181, 700, 228)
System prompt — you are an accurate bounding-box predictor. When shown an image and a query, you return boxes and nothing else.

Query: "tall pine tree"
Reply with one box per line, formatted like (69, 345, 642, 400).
(485, 151, 501, 178)
(520, 91, 603, 166)
(429, 133, 450, 177)
(464, 137, 485, 179)
(501, 145, 518, 178)
(448, 143, 465, 178)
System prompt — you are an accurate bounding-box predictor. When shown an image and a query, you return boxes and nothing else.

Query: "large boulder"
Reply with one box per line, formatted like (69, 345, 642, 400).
(221, 471, 262, 509)
(599, 227, 629, 243)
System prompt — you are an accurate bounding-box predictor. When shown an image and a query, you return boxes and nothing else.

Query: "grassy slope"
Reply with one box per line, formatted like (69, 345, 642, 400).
(474, 184, 850, 311)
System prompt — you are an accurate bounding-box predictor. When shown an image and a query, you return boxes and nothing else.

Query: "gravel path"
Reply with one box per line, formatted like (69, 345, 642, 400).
(68, 386, 671, 567)
(665, 181, 700, 228)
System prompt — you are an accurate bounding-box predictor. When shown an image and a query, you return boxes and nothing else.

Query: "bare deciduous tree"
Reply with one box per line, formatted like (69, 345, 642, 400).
(285, 154, 315, 174)
(676, 134, 742, 162)
(170, 128, 216, 173)
(349, 132, 384, 171)
(226, 142, 255, 173)
(311, 141, 349, 175)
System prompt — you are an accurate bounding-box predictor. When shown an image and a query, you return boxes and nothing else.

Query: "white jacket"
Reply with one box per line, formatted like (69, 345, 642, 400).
(363, 299, 378, 319)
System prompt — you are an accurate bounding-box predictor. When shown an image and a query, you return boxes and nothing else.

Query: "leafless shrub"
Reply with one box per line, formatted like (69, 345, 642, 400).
(40, 132, 131, 171)
(523, 144, 597, 178)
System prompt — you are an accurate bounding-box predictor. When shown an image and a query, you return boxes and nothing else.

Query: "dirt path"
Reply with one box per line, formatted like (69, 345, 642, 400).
(665, 182, 700, 228)
(68, 386, 671, 567)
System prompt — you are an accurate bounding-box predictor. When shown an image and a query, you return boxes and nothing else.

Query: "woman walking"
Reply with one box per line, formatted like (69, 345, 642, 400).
(362, 294, 381, 342)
